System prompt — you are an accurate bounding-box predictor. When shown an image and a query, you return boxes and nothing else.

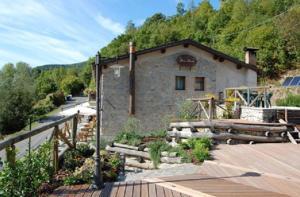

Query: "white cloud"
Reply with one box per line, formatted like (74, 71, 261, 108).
(0, 0, 115, 67)
(95, 14, 125, 35)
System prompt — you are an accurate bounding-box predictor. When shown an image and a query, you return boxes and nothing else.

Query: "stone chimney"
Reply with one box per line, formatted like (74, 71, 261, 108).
(244, 47, 258, 65)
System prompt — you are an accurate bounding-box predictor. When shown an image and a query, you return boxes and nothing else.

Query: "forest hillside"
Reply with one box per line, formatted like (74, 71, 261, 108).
(100, 0, 300, 79)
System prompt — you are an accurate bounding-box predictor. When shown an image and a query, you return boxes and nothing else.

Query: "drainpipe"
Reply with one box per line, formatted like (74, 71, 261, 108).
(129, 41, 136, 115)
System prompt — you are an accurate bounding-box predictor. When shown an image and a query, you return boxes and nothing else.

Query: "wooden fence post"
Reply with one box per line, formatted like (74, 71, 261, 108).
(53, 126, 59, 174)
(5, 144, 16, 167)
(72, 115, 78, 148)
(209, 98, 214, 120)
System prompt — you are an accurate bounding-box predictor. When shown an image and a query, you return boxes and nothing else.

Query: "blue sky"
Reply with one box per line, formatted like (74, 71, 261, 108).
(0, 0, 219, 67)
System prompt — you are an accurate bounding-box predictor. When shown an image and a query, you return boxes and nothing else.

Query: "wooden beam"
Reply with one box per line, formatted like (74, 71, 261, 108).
(0, 114, 77, 151)
(236, 90, 248, 105)
(168, 131, 286, 143)
(170, 120, 288, 133)
(57, 130, 74, 148)
(53, 126, 59, 173)
(72, 115, 78, 148)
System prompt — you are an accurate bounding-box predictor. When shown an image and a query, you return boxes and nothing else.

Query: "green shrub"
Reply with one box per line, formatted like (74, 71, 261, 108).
(0, 142, 53, 197)
(276, 94, 300, 107)
(63, 149, 84, 171)
(148, 129, 167, 138)
(64, 158, 94, 185)
(181, 137, 212, 150)
(115, 131, 142, 146)
(33, 95, 55, 117)
(77, 144, 95, 158)
(51, 91, 65, 107)
(192, 142, 210, 162)
(108, 153, 122, 170)
(115, 117, 143, 146)
(148, 141, 171, 168)
(168, 146, 192, 163)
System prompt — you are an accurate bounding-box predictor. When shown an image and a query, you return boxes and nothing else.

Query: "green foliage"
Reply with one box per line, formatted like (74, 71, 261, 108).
(0, 62, 35, 135)
(180, 137, 211, 163)
(108, 153, 122, 170)
(32, 95, 56, 118)
(62, 149, 85, 171)
(60, 75, 84, 95)
(35, 73, 58, 99)
(176, 2, 186, 16)
(0, 142, 53, 197)
(276, 94, 300, 107)
(147, 129, 167, 138)
(100, 0, 300, 78)
(115, 131, 142, 146)
(181, 137, 212, 150)
(115, 117, 143, 146)
(63, 158, 94, 185)
(76, 144, 95, 158)
(148, 141, 171, 168)
(168, 146, 192, 163)
(192, 142, 210, 162)
(177, 100, 196, 121)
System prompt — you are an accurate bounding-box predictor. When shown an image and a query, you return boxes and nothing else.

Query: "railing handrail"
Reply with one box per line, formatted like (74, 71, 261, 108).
(0, 113, 77, 151)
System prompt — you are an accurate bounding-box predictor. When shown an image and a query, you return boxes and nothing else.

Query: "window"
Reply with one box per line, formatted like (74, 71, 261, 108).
(195, 77, 205, 91)
(175, 76, 185, 90)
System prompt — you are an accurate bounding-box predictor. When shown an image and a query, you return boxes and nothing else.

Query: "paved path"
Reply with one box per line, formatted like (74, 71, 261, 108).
(0, 97, 87, 162)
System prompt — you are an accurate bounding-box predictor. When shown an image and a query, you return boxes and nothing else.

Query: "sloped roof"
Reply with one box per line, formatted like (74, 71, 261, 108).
(101, 39, 258, 71)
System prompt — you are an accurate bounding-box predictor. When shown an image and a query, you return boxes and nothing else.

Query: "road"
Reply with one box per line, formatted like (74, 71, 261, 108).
(0, 97, 88, 163)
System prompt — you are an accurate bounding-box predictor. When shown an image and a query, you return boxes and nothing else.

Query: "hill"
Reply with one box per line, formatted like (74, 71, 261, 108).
(35, 61, 87, 71)
(100, 0, 300, 79)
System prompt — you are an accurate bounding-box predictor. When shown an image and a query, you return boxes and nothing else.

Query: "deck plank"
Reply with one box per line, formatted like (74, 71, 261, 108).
(124, 181, 133, 197)
(200, 143, 300, 197)
(116, 182, 126, 197)
(148, 182, 157, 197)
(133, 180, 141, 197)
(82, 185, 95, 197)
(163, 187, 173, 197)
(91, 188, 102, 197)
(75, 184, 90, 197)
(100, 182, 113, 197)
(141, 180, 149, 197)
(156, 184, 165, 197)
(109, 182, 120, 197)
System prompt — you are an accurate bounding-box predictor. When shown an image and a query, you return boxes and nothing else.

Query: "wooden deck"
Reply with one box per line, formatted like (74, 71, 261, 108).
(199, 143, 300, 197)
(50, 173, 287, 197)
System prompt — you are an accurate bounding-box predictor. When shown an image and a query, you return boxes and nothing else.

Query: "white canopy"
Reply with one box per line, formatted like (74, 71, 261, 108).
(59, 102, 96, 116)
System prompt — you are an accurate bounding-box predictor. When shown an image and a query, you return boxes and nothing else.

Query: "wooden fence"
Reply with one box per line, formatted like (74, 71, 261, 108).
(225, 86, 272, 108)
(0, 113, 79, 173)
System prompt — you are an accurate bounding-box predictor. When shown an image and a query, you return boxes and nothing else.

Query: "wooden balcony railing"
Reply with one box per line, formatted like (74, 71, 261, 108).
(0, 112, 79, 173)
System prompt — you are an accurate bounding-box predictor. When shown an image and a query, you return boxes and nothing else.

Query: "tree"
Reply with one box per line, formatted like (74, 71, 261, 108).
(126, 20, 136, 34)
(35, 73, 58, 99)
(0, 62, 34, 135)
(188, 0, 196, 12)
(99, 0, 300, 78)
(176, 1, 186, 16)
(60, 75, 84, 95)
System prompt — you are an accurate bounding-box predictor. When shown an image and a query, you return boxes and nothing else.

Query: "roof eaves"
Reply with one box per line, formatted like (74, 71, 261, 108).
(101, 39, 258, 72)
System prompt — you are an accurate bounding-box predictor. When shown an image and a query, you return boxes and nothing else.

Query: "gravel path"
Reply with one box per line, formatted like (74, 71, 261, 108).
(121, 163, 201, 181)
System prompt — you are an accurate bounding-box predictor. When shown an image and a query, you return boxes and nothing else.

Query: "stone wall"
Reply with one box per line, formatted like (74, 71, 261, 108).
(101, 45, 258, 137)
(240, 107, 277, 122)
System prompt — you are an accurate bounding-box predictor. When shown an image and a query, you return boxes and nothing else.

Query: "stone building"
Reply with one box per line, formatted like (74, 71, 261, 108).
(98, 39, 258, 137)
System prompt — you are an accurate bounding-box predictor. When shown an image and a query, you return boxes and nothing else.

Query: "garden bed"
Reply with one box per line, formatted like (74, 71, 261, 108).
(108, 130, 212, 169)
(0, 142, 122, 197)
